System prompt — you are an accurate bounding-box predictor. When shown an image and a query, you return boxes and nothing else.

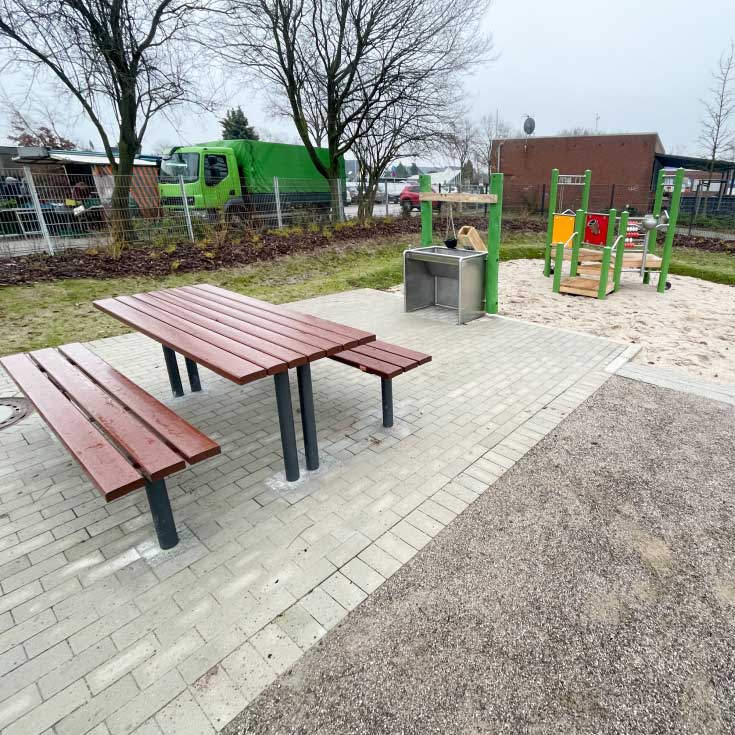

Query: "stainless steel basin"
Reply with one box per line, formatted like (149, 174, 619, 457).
(404, 246, 486, 324)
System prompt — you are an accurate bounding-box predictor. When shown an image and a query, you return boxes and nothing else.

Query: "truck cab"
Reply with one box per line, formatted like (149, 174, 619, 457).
(159, 146, 244, 217)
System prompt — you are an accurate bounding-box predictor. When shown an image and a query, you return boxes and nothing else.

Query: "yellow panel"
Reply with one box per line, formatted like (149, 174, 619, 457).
(552, 214, 575, 247)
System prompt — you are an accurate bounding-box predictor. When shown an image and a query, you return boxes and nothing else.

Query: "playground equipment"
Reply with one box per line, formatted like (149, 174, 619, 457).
(543, 167, 685, 299)
(403, 172, 503, 321)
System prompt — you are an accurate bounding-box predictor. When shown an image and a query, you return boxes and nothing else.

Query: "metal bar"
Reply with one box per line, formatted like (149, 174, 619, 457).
(644, 169, 666, 284)
(381, 378, 393, 428)
(23, 165, 54, 255)
(544, 168, 559, 277)
(296, 364, 319, 471)
(570, 209, 585, 277)
(609, 183, 616, 211)
(485, 172, 503, 314)
(658, 168, 684, 293)
(162, 346, 184, 397)
(385, 180, 389, 217)
(273, 176, 283, 228)
(185, 358, 201, 392)
(145, 479, 179, 549)
(273, 372, 300, 481)
(178, 174, 195, 243)
(613, 226, 627, 292)
(419, 174, 433, 246)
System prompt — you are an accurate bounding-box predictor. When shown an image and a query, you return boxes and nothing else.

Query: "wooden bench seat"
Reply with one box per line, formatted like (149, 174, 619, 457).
(330, 340, 431, 427)
(0, 343, 220, 549)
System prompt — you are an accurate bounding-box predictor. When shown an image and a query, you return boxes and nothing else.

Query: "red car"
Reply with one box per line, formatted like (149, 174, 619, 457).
(399, 184, 441, 214)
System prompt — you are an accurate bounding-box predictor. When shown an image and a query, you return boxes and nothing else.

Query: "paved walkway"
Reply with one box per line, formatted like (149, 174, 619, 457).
(0, 289, 628, 735)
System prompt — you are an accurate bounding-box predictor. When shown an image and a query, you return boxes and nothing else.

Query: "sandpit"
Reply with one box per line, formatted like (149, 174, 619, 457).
(498, 259, 735, 384)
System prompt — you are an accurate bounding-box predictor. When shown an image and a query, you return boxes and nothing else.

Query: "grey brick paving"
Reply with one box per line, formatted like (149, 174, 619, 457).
(0, 288, 629, 734)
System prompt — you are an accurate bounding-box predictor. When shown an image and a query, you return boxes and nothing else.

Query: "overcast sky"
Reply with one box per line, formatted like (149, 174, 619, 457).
(1, 0, 733, 158)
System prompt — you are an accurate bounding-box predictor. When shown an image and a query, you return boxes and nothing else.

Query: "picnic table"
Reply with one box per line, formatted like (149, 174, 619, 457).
(94, 284, 376, 481)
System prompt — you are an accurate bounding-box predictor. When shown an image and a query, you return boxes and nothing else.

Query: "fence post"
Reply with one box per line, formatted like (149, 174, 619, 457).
(688, 181, 701, 236)
(273, 176, 283, 228)
(336, 182, 344, 222)
(609, 183, 616, 211)
(23, 166, 54, 255)
(178, 175, 195, 242)
(385, 181, 389, 216)
(540, 183, 546, 216)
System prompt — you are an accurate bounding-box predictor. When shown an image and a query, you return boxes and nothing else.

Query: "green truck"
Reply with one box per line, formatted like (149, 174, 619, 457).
(158, 139, 345, 224)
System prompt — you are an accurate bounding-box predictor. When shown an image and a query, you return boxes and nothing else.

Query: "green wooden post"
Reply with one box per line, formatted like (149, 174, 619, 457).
(552, 235, 566, 293)
(570, 209, 585, 277)
(644, 168, 666, 284)
(605, 208, 618, 248)
(544, 168, 559, 277)
(580, 169, 592, 212)
(613, 210, 629, 291)
(657, 168, 684, 293)
(485, 172, 503, 314)
(597, 246, 612, 299)
(419, 174, 432, 247)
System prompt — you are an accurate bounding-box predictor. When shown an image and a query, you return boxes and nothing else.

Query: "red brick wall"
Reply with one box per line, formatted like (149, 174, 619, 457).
(496, 134, 664, 212)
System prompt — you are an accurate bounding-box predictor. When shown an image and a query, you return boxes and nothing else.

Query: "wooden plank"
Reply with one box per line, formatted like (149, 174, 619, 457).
(93, 298, 267, 385)
(135, 293, 310, 367)
(370, 340, 432, 365)
(174, 286, 355, 352)
(330, 349, 403, 379)
(0, 353, 144, 501)
(559, 276, 614, 297)
(59, 344, 220, 464)
(31, 348, 186, 480)
(351, 345, 420, 371)
(118, 295, 287, 374)
(418, 192, 498, 204)
(149, 289, 330, 358)
(191, 284, 375, 344)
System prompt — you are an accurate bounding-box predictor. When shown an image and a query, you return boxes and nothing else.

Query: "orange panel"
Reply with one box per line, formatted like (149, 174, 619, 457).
(552, 214, 575, 246)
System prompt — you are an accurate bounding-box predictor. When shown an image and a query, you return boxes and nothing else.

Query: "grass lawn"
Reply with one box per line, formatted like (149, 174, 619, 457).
(1, 232, 732, 356)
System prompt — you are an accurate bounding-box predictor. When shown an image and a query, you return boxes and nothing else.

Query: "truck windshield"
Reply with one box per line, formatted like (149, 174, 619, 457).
(160, 153, 199, 183)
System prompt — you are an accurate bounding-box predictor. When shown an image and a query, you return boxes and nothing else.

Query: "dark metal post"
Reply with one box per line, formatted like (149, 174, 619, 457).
(145, 479, 179, 549)
(162, 346, 184, 397)
(540, 183, 546, 216)
(273, 372, 300, 481)
(609, 183, 616, 211)
(185, 358, 201, 392)
(296, 364, 319, 471)
(381, 378, 393, 428)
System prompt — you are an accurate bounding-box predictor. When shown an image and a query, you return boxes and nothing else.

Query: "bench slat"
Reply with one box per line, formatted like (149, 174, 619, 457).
(59, 344, 220, 464)
(94, 298, 267, 385)
(350, 344, 420, 371)
(174, 287, 347, 354)
(370, 340, 432, 365)
(118, 295, 287, 375)
(0, 353, 145, 501)
(330, 349, 403, 379)
(134, 293, 310, 368)
(150, 290, 329, 359)
(192, 285, 375, 345)
(31, 348, 186, 480)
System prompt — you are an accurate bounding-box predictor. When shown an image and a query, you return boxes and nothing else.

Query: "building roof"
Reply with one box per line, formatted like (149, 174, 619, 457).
(655, 152, 735, 174)
(12, 148, 158, 167)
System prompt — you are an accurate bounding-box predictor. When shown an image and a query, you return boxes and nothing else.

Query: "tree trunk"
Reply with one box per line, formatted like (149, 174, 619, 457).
(109, 132, 136, 256)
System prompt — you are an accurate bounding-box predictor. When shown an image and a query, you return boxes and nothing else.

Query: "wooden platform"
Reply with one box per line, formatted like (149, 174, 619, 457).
(578, 253, 662, 275)
(559, 276, 615, 298)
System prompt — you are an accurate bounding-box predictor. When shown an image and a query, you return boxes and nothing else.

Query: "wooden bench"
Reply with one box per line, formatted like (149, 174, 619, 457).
(0, 344, 220, 550)
(329, 340, 431, 427)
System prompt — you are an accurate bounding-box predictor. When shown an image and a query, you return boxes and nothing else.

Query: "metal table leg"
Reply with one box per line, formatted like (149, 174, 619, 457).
(297, 364, 319, 471)
(381, 378, 394, 428)
(145, 479, 179, 549)
(273, 372, 300, 481)
(162, 346, 184, 397)
(185, 358, 201, 392)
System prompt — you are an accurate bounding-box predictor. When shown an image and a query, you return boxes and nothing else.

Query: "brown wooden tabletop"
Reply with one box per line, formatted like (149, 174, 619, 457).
(93, 284, 376, 482)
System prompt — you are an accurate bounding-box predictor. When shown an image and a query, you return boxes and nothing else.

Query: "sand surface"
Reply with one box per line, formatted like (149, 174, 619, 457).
(498, 259, 735, 385)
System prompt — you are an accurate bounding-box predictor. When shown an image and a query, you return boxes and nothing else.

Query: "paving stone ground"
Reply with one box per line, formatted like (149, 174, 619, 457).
(0, 289, 628, 734)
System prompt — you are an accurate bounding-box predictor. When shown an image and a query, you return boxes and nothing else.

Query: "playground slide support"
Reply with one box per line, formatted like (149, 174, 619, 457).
(552, 235, 566, 293)
(581, 169, 592, 213)
(658, 168, 684, 293)
(544, 168, 559, 277)
(597, 246, 612, 299)
(419, 174, 432, 247)
(570, 209, 585, 277)
(485, 172, 503, 314)
(613, 211, 629, 291)
(644, 169, 666, 284)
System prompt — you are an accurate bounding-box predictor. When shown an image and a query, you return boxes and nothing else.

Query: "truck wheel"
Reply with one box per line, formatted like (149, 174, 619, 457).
(400, 199, 412, 216)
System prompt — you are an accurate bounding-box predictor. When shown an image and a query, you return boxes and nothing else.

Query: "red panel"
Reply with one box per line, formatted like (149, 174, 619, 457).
(584, 213, 609, 246)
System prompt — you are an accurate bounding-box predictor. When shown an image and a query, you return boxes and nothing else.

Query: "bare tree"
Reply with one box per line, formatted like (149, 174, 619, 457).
(222, 0, 491, 210)
(0, 0, 216, 245)
(7, 108, 77, 149)
(442, 117, 479, 188)
(474, 114, 512, 175)
(699, 40, 735, 177)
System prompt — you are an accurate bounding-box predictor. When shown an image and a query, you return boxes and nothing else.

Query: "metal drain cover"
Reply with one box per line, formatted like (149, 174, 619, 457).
(0, 398, 32, 430)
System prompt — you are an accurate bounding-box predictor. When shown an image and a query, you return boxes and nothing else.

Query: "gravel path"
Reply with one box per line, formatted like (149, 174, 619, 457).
(223, 377, 735, 735)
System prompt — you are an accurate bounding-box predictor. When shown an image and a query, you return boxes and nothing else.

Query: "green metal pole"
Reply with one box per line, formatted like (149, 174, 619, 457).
(485, 172, 503, 314)
(544, 168, 559, 277)
(657, 168, 684, 293)
(644, 168, 666, 284)
(570, 209, 585, 278)
(580, 169, 592, 212)
(597, 246, 612, 299)
(613, 210, 629, 291)
(552, 235, 565, 293)
(419, 174, 432, 247)
(605, 208, 618, 248)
